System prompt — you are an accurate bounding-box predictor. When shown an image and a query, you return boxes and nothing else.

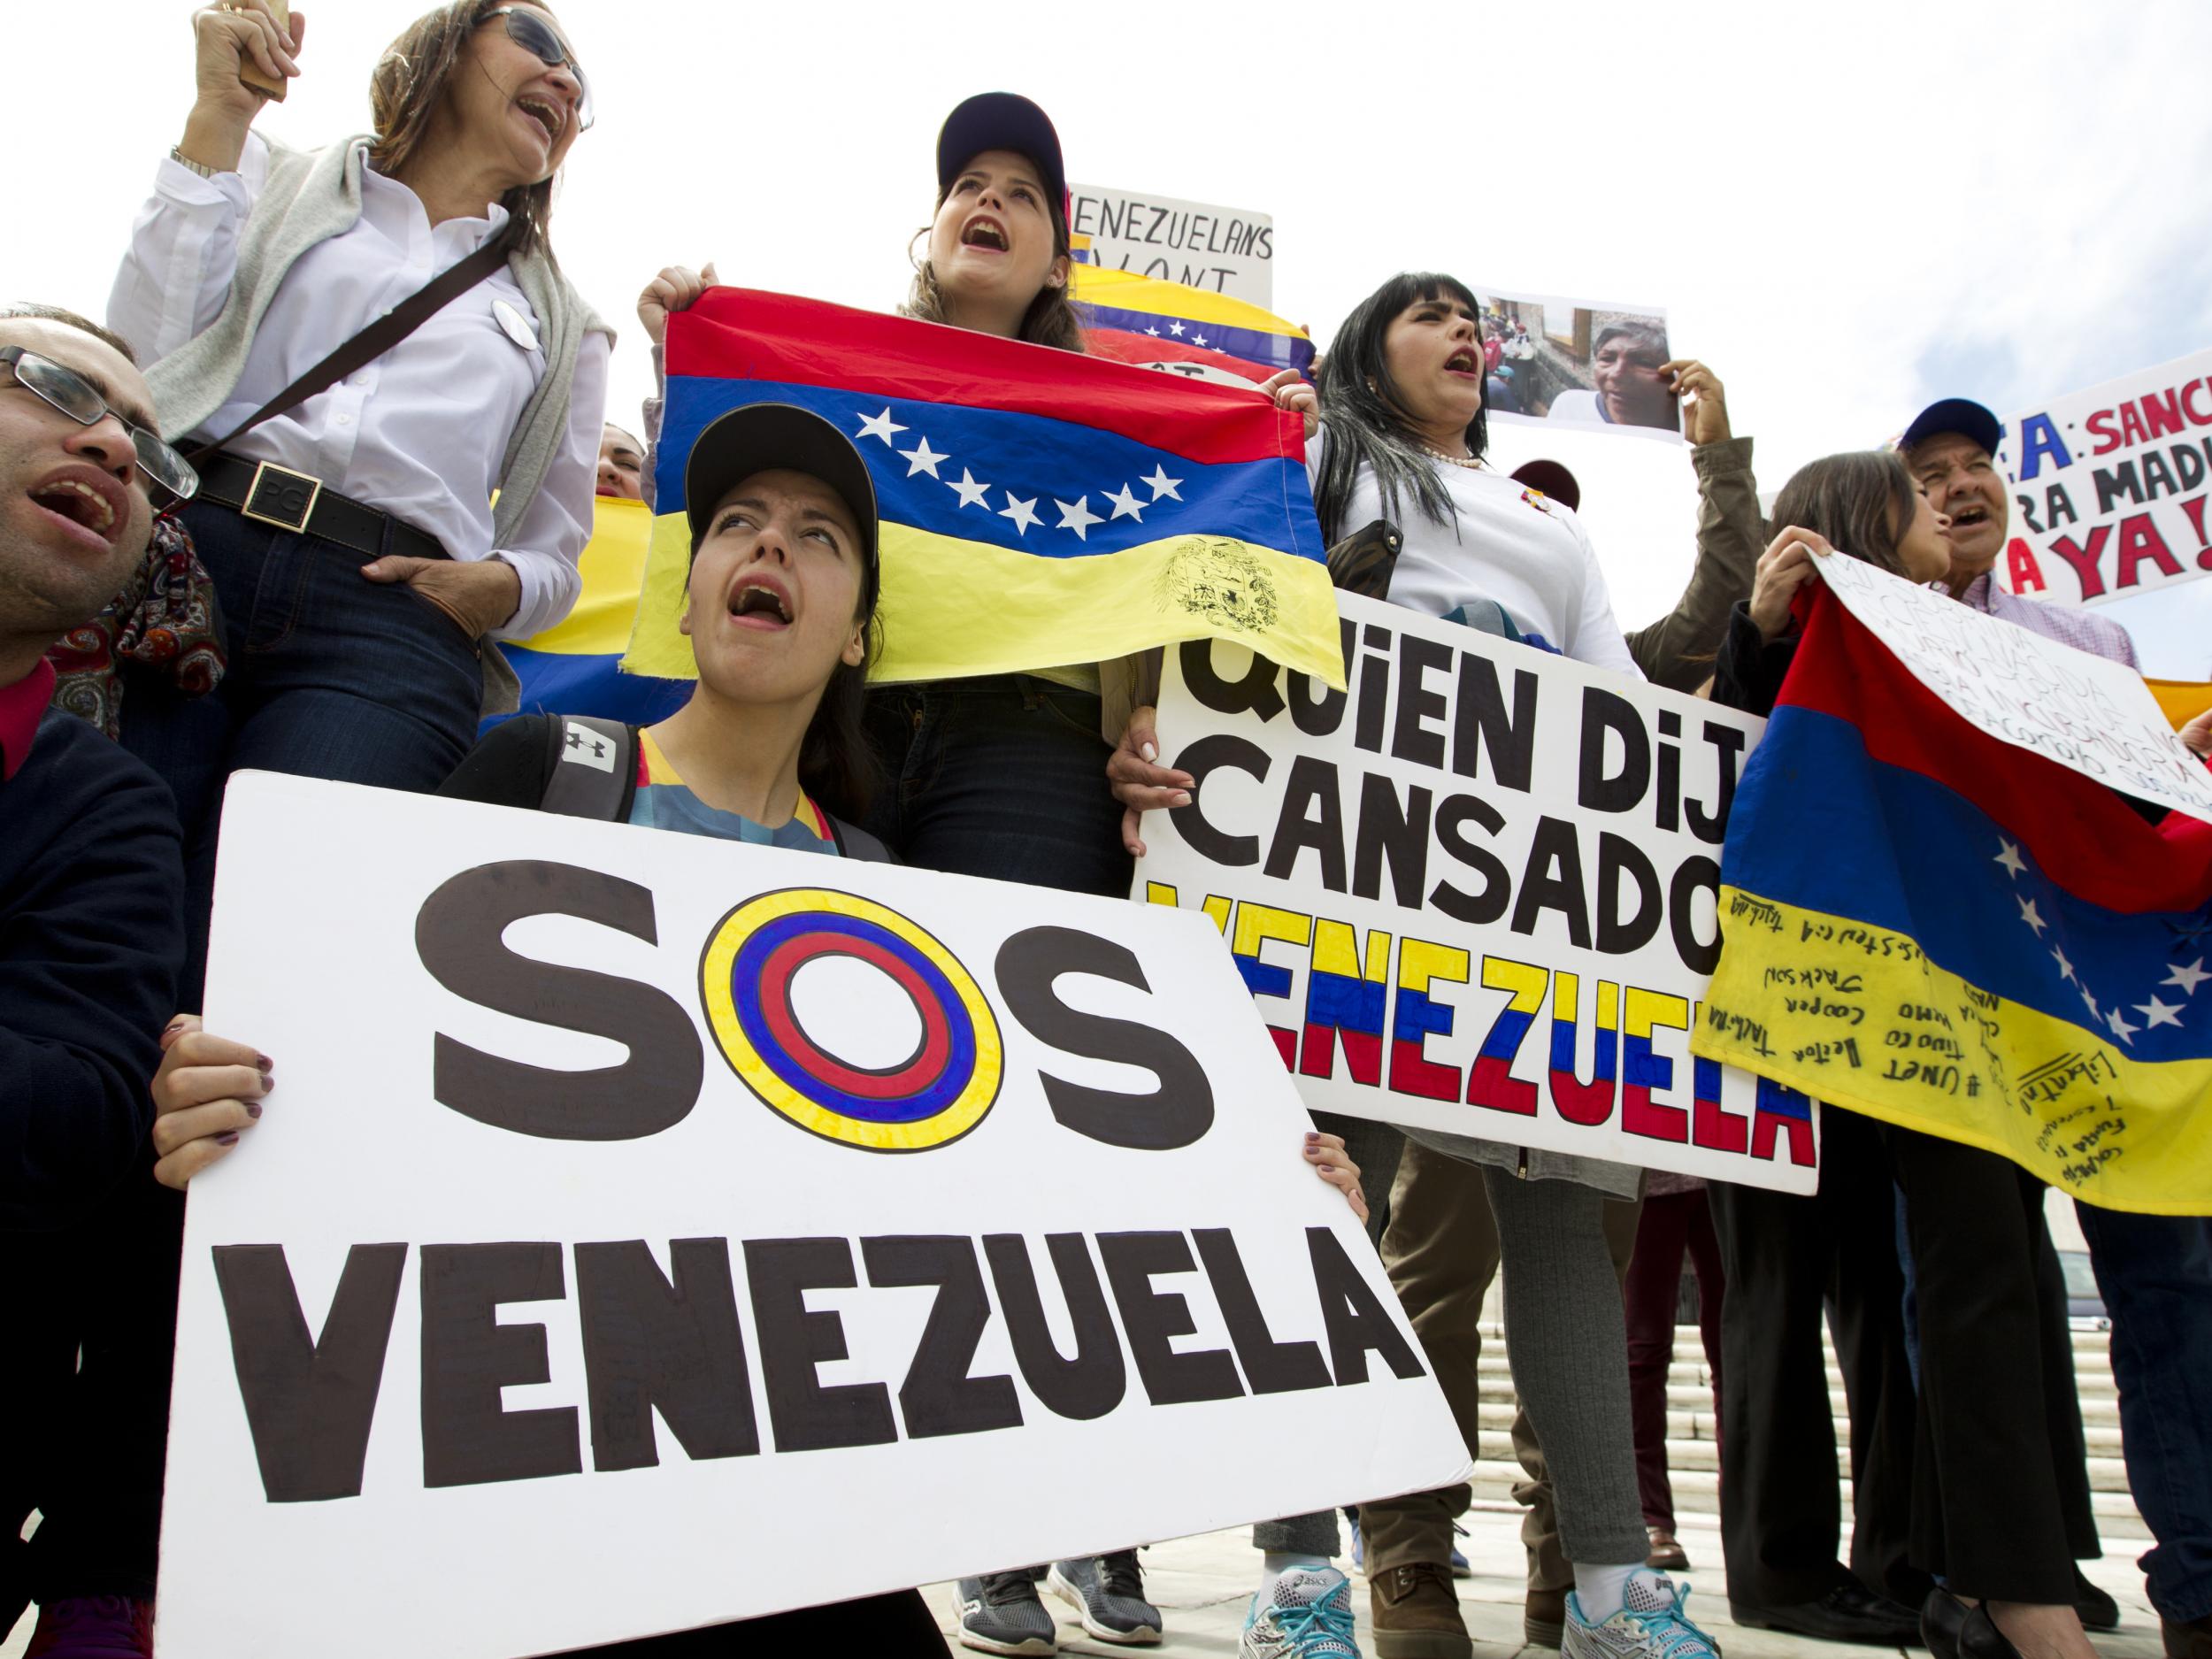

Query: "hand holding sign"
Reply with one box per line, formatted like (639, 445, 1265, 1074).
(1109, 703, 1194, 857)
(1747, 526, 1836, 641)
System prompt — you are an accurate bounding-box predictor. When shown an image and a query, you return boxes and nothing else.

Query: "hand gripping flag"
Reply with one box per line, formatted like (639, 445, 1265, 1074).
(492, 495, 688, 731)
(622, 289, 1343, 689)
(1688, 586, 2212, 1213)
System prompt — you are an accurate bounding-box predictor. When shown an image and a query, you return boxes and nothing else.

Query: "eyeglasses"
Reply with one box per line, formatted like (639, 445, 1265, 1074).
(0, 346, 198, 503)
(485, 6, 594, 132)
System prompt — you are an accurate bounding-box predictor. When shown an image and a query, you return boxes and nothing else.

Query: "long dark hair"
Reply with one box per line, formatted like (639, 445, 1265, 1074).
(904, 172, 1085, 354)
(1311, 273, 1488, 544)
(370, 0, 565, 257)
(1768, 451, 1920, 577)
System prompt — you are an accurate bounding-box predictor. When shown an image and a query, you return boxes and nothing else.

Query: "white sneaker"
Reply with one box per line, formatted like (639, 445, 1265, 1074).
(1240, 1567, 1361, 1658)
(1561, 1575, 1721, 1659)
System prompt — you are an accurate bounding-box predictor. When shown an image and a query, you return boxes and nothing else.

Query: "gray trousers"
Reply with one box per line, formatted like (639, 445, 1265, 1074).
(1251, 1112, 1405, 1555)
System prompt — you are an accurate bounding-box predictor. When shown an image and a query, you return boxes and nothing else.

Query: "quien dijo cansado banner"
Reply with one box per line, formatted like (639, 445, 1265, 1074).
(157, 774, 1468, 1659)
(1135, 589, 1820, 1194)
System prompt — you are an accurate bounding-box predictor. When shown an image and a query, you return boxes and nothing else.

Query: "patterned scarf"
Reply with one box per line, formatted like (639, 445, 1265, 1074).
(45, 512, 227, 737)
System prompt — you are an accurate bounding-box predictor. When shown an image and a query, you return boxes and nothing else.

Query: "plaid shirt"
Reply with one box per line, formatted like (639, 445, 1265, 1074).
(1960, 572, 2140, 670)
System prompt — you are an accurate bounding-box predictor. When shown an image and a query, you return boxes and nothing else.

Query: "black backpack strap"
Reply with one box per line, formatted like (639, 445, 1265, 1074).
(537, 716, 639, 821)
(828, 814, 897, 864)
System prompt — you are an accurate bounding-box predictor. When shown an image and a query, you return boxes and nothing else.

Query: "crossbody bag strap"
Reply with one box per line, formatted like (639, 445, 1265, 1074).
(185, 224, 519, 466)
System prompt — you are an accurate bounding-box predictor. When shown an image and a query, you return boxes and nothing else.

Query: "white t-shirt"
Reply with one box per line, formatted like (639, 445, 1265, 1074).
(1306, 431, 1640, 678)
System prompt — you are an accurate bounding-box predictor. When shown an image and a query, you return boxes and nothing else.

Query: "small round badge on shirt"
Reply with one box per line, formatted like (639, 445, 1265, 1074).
(491, 299, 539, 351)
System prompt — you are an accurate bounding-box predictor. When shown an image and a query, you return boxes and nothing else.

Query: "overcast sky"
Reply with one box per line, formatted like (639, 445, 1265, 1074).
(10, 0, 2210, 673)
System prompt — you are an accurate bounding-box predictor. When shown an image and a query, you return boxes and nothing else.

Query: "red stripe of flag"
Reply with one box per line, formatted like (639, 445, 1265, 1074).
(666, 288, 1302, 467)
(1084, 326, 1273, 384)
(1777, 587, 2212, 915)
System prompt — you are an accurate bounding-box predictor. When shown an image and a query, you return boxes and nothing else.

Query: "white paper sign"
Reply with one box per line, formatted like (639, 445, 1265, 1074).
(1996, 348, 2212, 608)
(1133, 592, 1820, 1194)
(157, 774, 1467, 1659)
(1069, 183, 1273, 305)
(1813, 549, 2212, 823)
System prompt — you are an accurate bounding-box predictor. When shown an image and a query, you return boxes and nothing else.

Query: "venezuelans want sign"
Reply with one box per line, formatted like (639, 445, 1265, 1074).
(157, 775, 1464, 1659)
(1996, 346, 2212, 608)
(623, 288, 1343, 690)
(1134, 592, 1819, 1194)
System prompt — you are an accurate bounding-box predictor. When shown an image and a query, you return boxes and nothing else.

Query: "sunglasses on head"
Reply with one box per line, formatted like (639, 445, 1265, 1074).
(0, 345, 198, 503)
(483, 6, 594, 132)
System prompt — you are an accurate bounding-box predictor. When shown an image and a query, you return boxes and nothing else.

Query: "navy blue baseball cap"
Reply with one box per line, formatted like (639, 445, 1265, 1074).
(936, 93, 1068, 222)
(684, 403, 880, 607)
(1897, 397, 2003, 457)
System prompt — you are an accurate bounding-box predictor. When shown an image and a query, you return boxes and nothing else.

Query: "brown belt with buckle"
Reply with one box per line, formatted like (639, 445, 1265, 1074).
(195, 452, 449, 563)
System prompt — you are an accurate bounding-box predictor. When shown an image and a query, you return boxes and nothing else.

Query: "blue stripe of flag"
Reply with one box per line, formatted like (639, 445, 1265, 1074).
(663, 377, 1320, 562)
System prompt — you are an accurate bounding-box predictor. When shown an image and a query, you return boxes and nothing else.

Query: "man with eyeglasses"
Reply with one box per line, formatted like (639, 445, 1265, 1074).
(0, 303, 195, 1650)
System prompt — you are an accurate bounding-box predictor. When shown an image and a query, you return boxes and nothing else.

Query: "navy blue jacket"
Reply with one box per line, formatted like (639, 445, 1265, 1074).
(1, 710, 184, 1229)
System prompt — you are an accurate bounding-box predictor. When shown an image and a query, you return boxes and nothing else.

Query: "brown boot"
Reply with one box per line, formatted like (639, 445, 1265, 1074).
(1525, 1585, 1567, 1649)
(2167, 1614, 2212, 1659)
(1371, 1562, 1471, 1659)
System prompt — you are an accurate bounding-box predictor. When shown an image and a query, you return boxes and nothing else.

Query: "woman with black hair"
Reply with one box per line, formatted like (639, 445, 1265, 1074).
(1116, 274, 1714, 1659)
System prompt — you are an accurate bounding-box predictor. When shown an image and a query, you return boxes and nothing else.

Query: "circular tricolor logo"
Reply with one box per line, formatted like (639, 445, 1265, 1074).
(699, 888, 1003, 1152)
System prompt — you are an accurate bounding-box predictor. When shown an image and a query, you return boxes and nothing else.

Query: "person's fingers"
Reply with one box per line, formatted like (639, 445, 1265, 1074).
(1109, 779, 1191, 813)
(1256, 368, 1298, 395)
(160, 1026, 265, 1074)
(151, 1097, 262, 1159)
(1122, 804, 1147, 859)
(1105, 751, 1194, 790)
(159, 1012, 204, 1053)
(154, 1133, 243, 1192)
(1123, 704, 1161, 763)
(156, 1060, 271, 1115)
(288, 9, 306, 51)
(700, 262, 719, 287)
(357, 555, 430, 585)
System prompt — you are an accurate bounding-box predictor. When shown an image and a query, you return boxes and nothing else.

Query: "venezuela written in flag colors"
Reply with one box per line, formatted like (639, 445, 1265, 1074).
(624, 289, 1343, 689)
(1690, 585, 2212, 1215)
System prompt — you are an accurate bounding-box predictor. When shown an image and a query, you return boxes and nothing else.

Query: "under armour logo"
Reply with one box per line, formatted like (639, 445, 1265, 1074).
(561, 722, 618, 773)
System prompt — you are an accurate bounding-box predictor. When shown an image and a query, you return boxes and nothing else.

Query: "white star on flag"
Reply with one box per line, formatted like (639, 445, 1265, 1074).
(2017, 897, 2047, 935)
(2080, 984, 2101, 1020)
(2136, 995, 2185, 1028)
(999, 493, 1041, 535)
(1142, 465, 1183, 502)
(1994, 840, 2026, 879)
(2052, 945, 2075, 981)
(856, 407, 907, 445)
(1145, 327, 1161, 337)
(2165, 957, 2210, 995)
(1168, 321, 1186, 337)
(1055, 495, 1103, 541)
(946, 468, 992, 510)
(1194, 334, 1210, 348)
(899, 437, 947, 479)
(1104, 483, 1146, 522)
(2107, 1005, 2138, 1043)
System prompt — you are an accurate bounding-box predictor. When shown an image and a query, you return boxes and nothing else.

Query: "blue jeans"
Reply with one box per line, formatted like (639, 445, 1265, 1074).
(119, 501, 484, 1006)
(2077, 1202, 2212, 1622)
(862, 675, 1132, 897)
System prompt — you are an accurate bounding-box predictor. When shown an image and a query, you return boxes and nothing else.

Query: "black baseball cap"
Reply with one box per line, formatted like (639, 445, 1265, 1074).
(683, 403, 880, 606)
(936, 92, 1068, 222)
(1898, 397, 2003, 458)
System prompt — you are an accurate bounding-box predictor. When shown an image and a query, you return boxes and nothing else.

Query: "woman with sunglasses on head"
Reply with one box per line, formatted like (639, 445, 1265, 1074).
(106, 0, 611, 1009)
(21, 11, 610, 1657)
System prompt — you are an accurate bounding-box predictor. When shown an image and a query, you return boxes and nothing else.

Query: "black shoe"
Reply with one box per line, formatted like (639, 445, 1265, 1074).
(2164, 1611, 2212, 1659)
(956, 1570, 1057, 1656)
(1923, 1588, 1970, 1659)
(1959, 1605, 2024, 1659)
(1732, 1582, 1924, 1646)
(2076, 1569, 2121, 1633)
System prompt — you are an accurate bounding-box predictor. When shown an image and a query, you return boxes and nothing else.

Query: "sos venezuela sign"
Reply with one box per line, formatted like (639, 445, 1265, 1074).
(157, 773, 1466, 1659)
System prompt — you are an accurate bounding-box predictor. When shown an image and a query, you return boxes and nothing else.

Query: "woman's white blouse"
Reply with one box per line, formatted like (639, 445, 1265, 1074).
(107, 134, 608, 640)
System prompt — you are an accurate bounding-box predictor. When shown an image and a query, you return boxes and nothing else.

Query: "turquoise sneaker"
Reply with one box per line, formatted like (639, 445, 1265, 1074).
(1241, 1566, 1361, 1658)
(1562, 1574, 1722, 1659)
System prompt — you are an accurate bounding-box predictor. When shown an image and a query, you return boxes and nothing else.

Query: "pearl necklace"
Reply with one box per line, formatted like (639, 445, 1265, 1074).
(1421, 444, 1481, 470)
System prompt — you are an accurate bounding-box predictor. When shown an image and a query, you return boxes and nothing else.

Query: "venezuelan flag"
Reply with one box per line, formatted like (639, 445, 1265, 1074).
(1070, 266, 1315, 379)
(1688, 587, 2212, 1214)
(2150, 677, 2212, 731)
(623, 289, 1342, 688)
(494, 495, 689, 729)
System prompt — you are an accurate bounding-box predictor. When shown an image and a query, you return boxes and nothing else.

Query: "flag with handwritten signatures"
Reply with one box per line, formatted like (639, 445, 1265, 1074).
(1071, 266, 1315, 384)
(1690, 586, 2212, 1213)
(623, 289, 1342, 688)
